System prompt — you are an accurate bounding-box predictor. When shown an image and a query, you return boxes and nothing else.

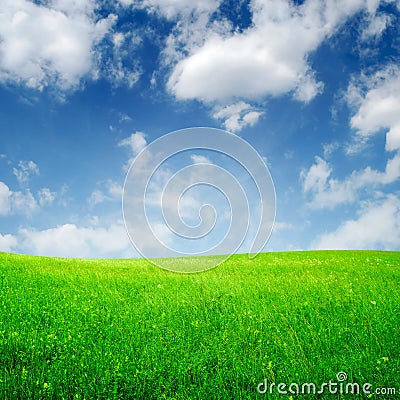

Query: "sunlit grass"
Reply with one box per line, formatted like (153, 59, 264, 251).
(0, 250, 399, 399)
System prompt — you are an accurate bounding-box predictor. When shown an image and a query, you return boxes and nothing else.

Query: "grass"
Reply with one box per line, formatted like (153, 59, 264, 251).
(0, 250, 399, 399)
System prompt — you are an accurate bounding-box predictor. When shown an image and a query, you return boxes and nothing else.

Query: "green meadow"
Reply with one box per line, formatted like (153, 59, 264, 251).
(0, 250, 399, 399)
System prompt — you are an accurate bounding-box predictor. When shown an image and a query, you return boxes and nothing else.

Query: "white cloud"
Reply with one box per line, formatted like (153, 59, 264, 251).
(213, 102, 263, 133)
(348, 64, 400, 168)
(0, 181, 57, 215)
(19, 222, 134, 258)
(119, 131, 147, 156)
(89, 180, 123, 206)
(0, 181, 38, 215)
(100, 30, 142, 89)
(123, 129, 275, 259)
(293, 72, 324, 103)
(190, 154, 212, 164)
(0, 232, 17, 252)
(361, 12, 392, 40)
(167, 0, 374, 104)
(313, 195, 400, 250)
(119, 131, 148, 171)
(302, 157, 332, 194)
(38, 188, 56, 206)
(273, 221, 294, 233)
(11, 189, 38, 214)
(0, 182, 12, 216)
(0, 0, 115, 90)
(323, 142, 340, 158)
(304, 64, 400, 208)
(119, 0, 220, 19)
(89, 190, 108, 206)
(302, 154, 400, 208)
(13, 160, 39, 185)
(348, 64, 400, 150)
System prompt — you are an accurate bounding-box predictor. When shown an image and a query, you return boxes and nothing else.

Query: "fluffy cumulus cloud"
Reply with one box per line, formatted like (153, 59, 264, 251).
(0, 0, 115, 90)
(304, 61, 400, 249)
(348, 64, 400, 152)
(303, 63, 400, 209)
(313, 195, 400, 249)
(301, 153, 400, 208)
(119, 131, 147, 155)
(118, 131, 147, 170)
(167, 0, 378, 104)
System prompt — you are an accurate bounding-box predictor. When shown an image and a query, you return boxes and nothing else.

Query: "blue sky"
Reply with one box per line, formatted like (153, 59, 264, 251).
(1, 0, 400, 257)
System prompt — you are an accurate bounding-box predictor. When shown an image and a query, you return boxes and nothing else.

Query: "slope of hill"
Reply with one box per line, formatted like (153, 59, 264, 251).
(0, 251, 399, 399)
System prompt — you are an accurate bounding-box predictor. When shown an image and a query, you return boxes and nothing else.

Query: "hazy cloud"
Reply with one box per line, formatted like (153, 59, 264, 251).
(313, 195, 400, 250)
(18, 222, 134, 258)
(13, 160, 39, 185)
(213, 102, 263, 133)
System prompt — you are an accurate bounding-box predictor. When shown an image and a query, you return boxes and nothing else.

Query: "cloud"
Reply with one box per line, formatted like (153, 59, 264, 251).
(0, 0, 115, 90)
(0, 181, 38, 215)
(301, 154, 400, 208)
(0, 181, 60, 216)
(302, 156, 332, 194)
(119, 0, 220, 19)
(167, 0, 374, 104)
(119, 131, 147, 155)
(301, 157, 357, 209)
(88, 180, 123, 206)
(122, 129, 275, 259)
(322, 142, 340, 158)
(38, 188, 56, 206)
(361, 12, 392, 40)
(13, 160, 39, 185)
(0, 232, 17, 252)
(313, 195, 400, 250)
(119, 131, 148, 171)
(99, 29, 142, 89)
(11, 189, 38, 215)
(18, 222, 134, 258)
(213, 102, 263, 133)
(190, 154, 212, 164)
(304, 64, 400, 208)
(348, 64, 400, 152)
(273, 221, 294, 233)
(0, 182, 12, 216)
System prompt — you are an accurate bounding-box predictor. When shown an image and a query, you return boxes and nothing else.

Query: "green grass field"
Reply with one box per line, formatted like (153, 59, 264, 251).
(0, 250, 399, 399)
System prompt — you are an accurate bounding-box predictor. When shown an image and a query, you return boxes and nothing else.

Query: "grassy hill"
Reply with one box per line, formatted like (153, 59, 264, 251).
(0, 251, 399, 399)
